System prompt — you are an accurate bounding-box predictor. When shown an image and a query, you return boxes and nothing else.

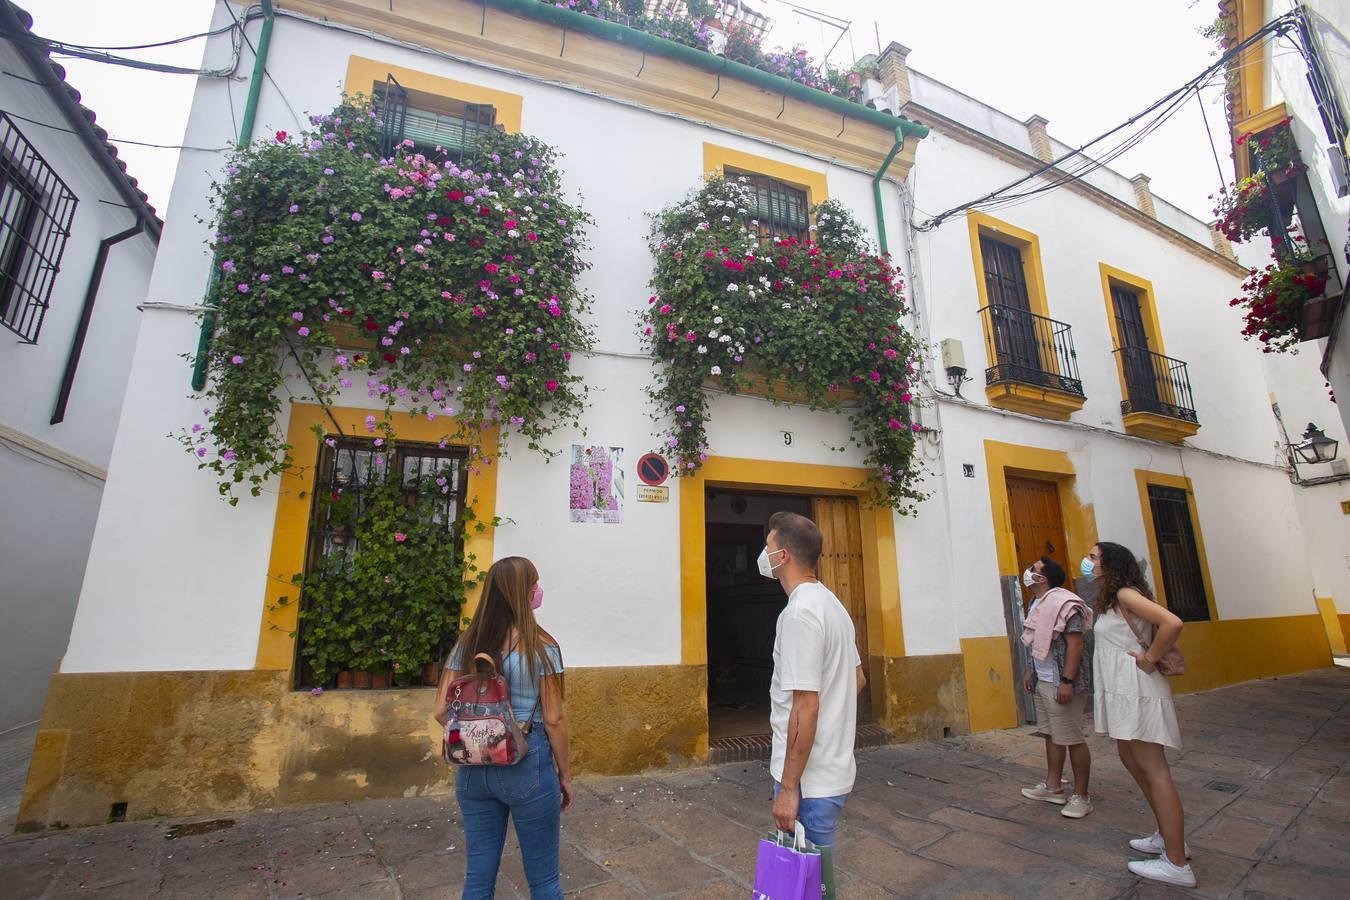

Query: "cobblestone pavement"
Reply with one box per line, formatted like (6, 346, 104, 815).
(2, 668, 1346, 898)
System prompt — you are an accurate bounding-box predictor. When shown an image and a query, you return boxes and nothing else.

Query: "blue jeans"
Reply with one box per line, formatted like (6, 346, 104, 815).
(772, 782, 848, 849)
(456, 729, 562, 899)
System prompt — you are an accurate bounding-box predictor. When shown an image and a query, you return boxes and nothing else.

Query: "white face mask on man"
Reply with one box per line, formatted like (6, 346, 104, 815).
(757, 546, 787, 580)
(1022, 567, 1045, 588)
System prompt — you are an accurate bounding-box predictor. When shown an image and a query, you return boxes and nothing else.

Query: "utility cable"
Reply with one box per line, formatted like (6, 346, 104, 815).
(916, 13, 1300, 231)
(1195, 86, 1230, 192)
(0, 109, 232, 151)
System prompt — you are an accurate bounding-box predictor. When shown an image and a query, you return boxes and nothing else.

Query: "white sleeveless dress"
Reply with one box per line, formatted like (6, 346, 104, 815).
(1093, 608, 1182, 749)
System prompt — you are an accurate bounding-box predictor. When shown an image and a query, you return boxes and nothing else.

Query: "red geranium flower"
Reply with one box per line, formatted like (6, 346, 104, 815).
(275, 130, 287, 143)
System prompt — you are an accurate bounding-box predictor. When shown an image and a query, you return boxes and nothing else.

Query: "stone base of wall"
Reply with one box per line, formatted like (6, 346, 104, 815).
(17, 664, 708, 830)
(872, 653, 971, 741)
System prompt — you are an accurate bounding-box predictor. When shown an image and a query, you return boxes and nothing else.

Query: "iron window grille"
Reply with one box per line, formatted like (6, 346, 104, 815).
(1145, 485, 1210, 622)
(372, 75, 499, 165)
(726, 168, 810, 246)
(1117, 346, 1198, 424)
(978, 305, 1083, 397)
(0, 113, 78, 343)
(294, 437, 469, 689)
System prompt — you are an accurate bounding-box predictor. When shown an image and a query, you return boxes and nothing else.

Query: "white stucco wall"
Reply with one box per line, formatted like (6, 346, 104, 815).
(0, 41, 157, 727)
(62, 9, 907, 674)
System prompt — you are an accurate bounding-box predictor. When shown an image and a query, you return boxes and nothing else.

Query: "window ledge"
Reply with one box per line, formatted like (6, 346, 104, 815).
(1122, 412, 1200, 443)
(985, 383, 1086, 421)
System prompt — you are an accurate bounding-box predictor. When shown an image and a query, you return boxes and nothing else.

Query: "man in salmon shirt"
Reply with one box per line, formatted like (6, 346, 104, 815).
(1020, 556, 1095, 819)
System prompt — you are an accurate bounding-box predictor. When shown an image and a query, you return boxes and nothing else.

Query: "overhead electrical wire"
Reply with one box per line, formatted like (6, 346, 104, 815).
(915, 11, 1303, 231)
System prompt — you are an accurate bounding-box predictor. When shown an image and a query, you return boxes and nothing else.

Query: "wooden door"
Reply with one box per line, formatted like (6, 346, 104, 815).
(811, 497, 870, 720)
(980, 235, 1040, 376)
(1006, 476, 1069, 611)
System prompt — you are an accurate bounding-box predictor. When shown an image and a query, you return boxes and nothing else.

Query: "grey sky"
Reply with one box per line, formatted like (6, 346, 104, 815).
(29, 0, 1236, 224)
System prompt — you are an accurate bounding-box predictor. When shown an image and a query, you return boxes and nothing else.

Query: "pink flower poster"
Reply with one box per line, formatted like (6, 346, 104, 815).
(569, 445, 624, 524)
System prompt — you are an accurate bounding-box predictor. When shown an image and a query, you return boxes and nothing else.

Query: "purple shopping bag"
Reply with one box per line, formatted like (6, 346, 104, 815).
(752, 824, 823, 900)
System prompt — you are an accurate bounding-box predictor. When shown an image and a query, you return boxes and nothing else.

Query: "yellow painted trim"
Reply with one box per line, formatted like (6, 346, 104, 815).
(984, 383, 1086, 421)
(678, 456, 903, 666)
(1316, 598, 1347, 655)
(254, 404, 499, 672)
(959, 636, 1018, 732)
(966, 211, 1051, 321)
(982, 440, 1097, 578)
(1169, 615, 1331, 694)
(702, 143, 829, 207)
(1121, 412, 1201, 443)
(1235, 103, 1289, 141)
(1098, 262, 1166, 356)
(1230, 0, 1268, 180)
(1134, 471, 1218, 622)
(343, 55, 523, 133)
(1342, 614, 1350, 651)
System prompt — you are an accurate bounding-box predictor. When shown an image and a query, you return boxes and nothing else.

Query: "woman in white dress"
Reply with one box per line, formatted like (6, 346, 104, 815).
(1087, 542, 1194, 889)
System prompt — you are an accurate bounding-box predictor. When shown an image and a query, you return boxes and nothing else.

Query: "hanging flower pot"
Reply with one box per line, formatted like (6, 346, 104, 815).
(370, 671, 389, 690)
(351, 670, 372, 690)
(335, 670, 353, 689)
(422, 662, 440, 686)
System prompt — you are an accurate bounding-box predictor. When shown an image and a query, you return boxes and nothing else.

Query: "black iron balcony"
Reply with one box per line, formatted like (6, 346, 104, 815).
(979, 305, 1085, 397)
(1117, 346, 1198, 423)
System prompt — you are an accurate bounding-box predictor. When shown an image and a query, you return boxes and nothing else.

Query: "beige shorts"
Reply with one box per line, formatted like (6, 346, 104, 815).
(1034, 681, 1088, 746)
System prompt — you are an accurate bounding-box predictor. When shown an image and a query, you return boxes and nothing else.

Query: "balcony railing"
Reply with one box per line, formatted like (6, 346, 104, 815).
(1117, 347, 1198, 423)
(979, 305, 1084, 397)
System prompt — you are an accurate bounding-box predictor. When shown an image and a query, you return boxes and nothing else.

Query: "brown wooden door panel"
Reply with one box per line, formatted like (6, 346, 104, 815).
(1006, 476, 1070, 611)
(810, 497, 870, 721)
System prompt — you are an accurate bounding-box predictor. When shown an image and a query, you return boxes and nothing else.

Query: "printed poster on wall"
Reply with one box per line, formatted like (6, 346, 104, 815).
(569, 445, 624, 524)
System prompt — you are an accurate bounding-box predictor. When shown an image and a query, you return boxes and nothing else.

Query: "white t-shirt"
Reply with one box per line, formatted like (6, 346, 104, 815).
(769, 580, 861, 798)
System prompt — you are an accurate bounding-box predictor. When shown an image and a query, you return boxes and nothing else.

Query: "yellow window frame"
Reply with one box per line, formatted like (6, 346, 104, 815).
(343, 55, 523, 133)
(1134, 471, 1218, 622)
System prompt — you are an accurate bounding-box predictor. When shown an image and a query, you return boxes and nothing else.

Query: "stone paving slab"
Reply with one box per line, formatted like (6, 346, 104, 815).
(1, 668, 1346, 898)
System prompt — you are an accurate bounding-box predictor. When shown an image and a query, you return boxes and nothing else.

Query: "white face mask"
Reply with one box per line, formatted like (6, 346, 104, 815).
(757, 546, 787, 580)
(1022, 567, 1044, 588)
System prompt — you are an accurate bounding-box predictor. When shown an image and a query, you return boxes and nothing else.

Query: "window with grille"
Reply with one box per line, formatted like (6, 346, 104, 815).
(372, 76, 499, 164)
(0, 113, 78, 343)
(726, 168, 810, 246)
(294, 437, 469, 688)
(1146, 485, 1210, 622)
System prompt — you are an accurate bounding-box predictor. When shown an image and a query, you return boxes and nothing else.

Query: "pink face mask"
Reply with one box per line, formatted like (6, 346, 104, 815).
(530, 583, 544, 610)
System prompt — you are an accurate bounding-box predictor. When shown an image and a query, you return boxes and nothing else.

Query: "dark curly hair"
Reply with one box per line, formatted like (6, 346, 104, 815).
(1095, 541, 1155, 614)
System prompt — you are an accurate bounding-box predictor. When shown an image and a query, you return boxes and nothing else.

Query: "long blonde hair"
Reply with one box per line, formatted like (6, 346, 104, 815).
(453, 556, 560, 691)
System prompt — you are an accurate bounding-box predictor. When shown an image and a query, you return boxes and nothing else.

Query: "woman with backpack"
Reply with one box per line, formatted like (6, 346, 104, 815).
(433, 556, 571, 899)
(1085, 542, 1193, 889)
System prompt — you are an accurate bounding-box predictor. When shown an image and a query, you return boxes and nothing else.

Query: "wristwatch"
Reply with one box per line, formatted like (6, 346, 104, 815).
(1059, 675, 1075, 684)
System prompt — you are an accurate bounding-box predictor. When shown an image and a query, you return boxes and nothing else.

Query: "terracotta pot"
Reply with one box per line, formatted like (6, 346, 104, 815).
(423, 663, 440, 686)
(370, 671, 389, 690)
(335, 671, 353, 689)
(352, 670, 372, 689)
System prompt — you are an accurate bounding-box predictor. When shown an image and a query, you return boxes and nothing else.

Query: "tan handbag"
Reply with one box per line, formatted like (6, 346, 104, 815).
(1122, 610, 1186, 677)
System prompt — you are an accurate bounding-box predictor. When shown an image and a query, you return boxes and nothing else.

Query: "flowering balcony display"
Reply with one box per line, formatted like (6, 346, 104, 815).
(640, 176, 926, 511)
(184, 97, 593, 501)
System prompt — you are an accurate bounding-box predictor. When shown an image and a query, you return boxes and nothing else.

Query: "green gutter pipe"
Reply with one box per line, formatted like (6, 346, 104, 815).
(484, 0, 929, 141)
(191, 0, 275, 392)
(871, 127, 904, 256)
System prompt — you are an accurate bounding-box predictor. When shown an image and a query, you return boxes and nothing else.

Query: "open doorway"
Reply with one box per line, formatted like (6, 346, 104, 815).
(705, 490, 873, 741)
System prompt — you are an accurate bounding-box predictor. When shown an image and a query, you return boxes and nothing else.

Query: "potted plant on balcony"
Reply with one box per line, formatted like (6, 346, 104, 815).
(1212, 172, 1276, 244)
(640, 176, 927, 511)
(1229, 236, 1331, 354)
(182, 95, 594, 503)
(1242, 117, 1302, 185)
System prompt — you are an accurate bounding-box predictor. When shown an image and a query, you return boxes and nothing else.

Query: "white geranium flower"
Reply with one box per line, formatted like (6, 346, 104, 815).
(719, 334, 732, 343)
(710, 365, 722, 375)
(697, 345, 708, 354)
(709, 330, 719, 338)
(782, 302, 792, 310)
(726, 284, 739, 292)
(713, 316, 723, 324)
(721, 215, 732, 222)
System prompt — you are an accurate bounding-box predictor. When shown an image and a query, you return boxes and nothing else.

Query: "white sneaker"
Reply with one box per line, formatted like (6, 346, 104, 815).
(1020, 782, 1067, 805)
(1128, 831, 1192, 858)
(1061, 794, 1093, 818)
(1128, 856, 1196, 888)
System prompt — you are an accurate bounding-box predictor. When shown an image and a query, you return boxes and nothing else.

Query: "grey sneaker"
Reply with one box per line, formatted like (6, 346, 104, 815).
(1128, 831, 1192, 858)
(1020, 782, 1067, 805)
(1128, 856, 1196, 888)
(1061, 794, 1093, 818)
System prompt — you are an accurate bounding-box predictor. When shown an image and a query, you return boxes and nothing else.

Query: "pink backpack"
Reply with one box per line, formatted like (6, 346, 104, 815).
(441, 653, 540, 766)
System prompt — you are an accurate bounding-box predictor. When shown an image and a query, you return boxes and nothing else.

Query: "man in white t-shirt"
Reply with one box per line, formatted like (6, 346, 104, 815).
(759, 511, 865, 863)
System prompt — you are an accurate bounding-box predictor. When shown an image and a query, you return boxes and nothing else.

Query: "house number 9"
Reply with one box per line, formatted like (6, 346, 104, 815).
(783, 431, 793, 446)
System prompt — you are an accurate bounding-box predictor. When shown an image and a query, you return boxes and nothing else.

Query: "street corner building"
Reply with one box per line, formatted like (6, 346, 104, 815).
(14, 0, 1350, 830)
